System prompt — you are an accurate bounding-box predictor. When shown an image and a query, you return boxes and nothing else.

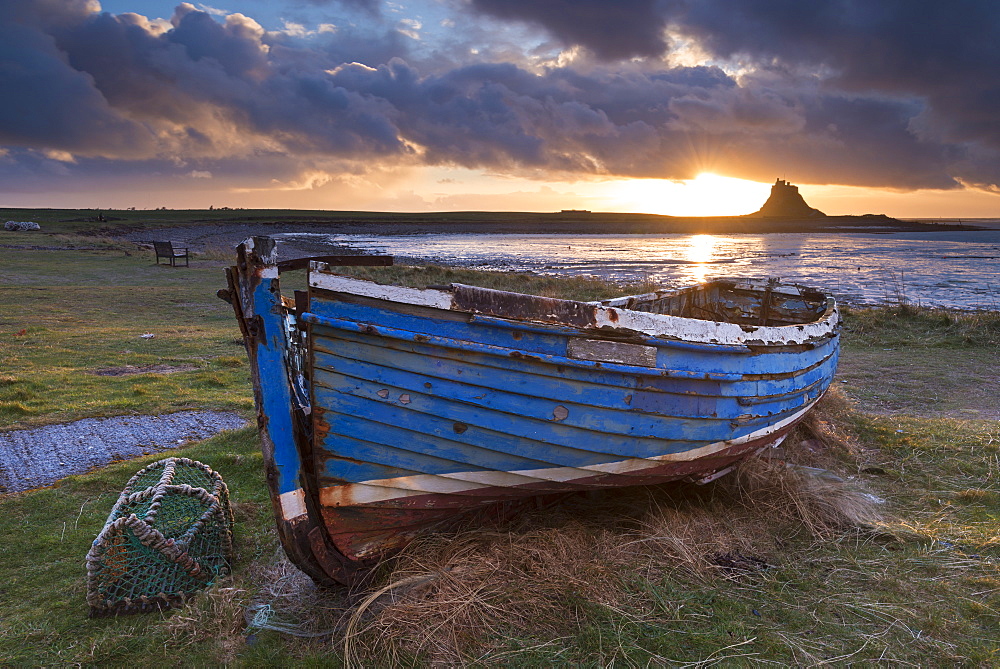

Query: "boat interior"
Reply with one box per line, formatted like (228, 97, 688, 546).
(595, 279, 831, 327)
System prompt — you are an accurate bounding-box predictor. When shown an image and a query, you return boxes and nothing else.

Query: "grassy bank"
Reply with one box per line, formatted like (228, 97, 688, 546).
(0, 207, 331, 236)
(0, 248, 252, 428)
(837, 306, 1000, 420)
(0, 246, 997, 664)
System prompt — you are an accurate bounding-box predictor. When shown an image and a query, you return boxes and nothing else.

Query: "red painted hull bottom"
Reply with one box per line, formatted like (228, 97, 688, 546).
(318, 428, 793, 573)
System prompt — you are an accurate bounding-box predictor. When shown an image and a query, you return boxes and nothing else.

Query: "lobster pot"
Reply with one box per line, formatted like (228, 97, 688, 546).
(86, 457, 234, 616)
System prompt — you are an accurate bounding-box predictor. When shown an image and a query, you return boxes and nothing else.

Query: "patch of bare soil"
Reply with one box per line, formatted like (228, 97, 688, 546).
(91, 363, 199, 377)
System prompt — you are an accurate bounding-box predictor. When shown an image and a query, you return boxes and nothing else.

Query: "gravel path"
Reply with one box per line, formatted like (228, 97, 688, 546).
(0, 411, 248, 494)
(123, 223, 374, 257)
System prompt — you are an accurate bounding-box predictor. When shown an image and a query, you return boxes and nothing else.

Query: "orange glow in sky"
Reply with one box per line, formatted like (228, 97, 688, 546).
(5, 165, 999, 219)
(609, 174, 771, 216)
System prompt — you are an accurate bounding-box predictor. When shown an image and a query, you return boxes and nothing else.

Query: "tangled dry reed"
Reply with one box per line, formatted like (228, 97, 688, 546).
(242, 391, 883, 664)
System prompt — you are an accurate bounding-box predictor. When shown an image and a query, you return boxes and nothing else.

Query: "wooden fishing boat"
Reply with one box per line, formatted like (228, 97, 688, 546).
(223, 236, 840, 585)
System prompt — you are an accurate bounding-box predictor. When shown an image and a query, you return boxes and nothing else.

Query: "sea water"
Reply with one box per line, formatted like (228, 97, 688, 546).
(278, 228, 1000, 310)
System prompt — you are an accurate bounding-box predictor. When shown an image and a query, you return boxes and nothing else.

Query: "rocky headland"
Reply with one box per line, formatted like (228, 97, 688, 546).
(748, 178, 827, 218)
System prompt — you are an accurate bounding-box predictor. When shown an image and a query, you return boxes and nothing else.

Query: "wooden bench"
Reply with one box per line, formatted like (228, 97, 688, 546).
(153, 241, 189, 267)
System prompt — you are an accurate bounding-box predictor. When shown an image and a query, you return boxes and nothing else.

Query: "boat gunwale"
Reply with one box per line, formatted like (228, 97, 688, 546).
(308, 264, 840, 347)
(303, 311, 838, 384)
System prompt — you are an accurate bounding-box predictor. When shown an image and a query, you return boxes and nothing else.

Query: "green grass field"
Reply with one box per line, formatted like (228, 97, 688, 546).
(0, 234, 997, 665)
(0, 248, 252, 428)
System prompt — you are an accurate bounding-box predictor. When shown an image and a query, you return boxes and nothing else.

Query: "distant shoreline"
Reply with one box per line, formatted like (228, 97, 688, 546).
(112, 211, 991, 256)
(2, 206, 993, 258)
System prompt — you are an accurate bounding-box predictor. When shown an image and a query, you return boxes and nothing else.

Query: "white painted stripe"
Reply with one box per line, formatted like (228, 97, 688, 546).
(241, 236, 279, 271)
(438, 469, 550, 487)
(278, 488, 308, 521)
(591, 303, 838, 346)
(313, 401, 815, 508)
(310, 271, 455, 310)
(319, 485, 432, 509)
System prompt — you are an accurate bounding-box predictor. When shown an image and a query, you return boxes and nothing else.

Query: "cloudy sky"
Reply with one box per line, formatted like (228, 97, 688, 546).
(2, 0, 999, 217)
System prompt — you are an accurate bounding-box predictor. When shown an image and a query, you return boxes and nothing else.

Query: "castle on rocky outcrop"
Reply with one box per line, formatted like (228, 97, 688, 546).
(749, 179, 826, 218)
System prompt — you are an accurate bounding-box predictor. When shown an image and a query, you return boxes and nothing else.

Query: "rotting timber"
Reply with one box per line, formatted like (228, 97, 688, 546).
(222, 238, 395, 583)
(224, 236, 841, 586)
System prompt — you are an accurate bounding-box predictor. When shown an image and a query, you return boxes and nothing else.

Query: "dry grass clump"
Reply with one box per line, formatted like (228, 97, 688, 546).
(727, 458, 883, 541)
(954, 488, 997, 503)
(196, 243, 236, 262)
(48, 233, 135, 251)
(727, 388, 883, 539)
(163, 582, 250, 662)
(228, 393, 881, 664)
(333, 460, 882, 664)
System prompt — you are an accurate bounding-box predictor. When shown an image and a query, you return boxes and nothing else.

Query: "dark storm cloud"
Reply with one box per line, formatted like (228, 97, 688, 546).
(13, 4, 409, 159)
(468, 0, 668, 60)
(167, 6, 272, 78)
(0, 145, 329, 195)
(0, 10, 152, 154)
(0, 0, 998, 193)
(308, 25, 412, 68)
(322, 58, 958, 186)
(298, 0, 381, 15)
(464, 0, 1000, 184)
(669, 1, 1000, 152)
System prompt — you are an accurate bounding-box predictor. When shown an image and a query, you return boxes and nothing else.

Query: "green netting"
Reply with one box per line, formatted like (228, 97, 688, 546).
(86, 457, 234, 617)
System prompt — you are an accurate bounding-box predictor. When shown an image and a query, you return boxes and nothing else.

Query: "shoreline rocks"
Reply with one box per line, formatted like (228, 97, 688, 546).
(5, 221, 40, 231)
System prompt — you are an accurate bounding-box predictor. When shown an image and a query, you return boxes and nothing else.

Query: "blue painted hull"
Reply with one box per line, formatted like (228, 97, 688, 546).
(226, 237, 840, 585)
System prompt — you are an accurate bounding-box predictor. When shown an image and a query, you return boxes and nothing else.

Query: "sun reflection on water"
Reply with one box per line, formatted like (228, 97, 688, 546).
(684, 234, 719, 283)
(278, 230, 1000, 310)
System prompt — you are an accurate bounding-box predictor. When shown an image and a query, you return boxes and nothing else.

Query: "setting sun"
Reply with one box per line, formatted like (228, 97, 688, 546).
(611, 173, 772, 217)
